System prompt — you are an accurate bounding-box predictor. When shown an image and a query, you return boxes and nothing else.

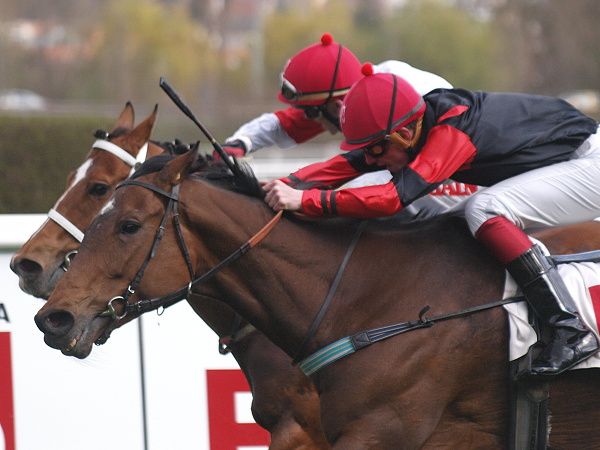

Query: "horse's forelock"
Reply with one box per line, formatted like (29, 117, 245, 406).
(131, 154, 176, 179)
(110, 127, 131, 138)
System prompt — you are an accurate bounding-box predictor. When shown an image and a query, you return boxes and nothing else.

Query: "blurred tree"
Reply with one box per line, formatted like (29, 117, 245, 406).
(80, 0, 218, 104)
(1, 0, 597, 123)
(490, 0, 600, 94)
(262, 0, 506, 93)
(0, 0, 101, 22)
(385, 0, 507, 90)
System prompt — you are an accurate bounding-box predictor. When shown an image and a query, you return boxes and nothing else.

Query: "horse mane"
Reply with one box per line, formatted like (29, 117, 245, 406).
(150, 139, 195, 155)
(130, 151, 264, 199)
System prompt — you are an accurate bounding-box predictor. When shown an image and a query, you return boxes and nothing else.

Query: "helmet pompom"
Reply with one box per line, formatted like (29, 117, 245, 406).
(320, 33, 334, 46)
(361, 62, 374, 76)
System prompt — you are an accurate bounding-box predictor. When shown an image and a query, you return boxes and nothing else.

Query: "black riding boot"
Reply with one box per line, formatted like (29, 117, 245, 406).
(507, 244, 599, 376)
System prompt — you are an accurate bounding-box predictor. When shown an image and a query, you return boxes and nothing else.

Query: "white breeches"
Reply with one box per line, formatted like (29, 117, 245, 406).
(465, 127, 600, 235)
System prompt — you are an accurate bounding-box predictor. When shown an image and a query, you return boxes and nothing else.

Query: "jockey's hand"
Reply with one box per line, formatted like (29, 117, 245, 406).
(212, 140, 247, 160)
(262, 180, 302, 212)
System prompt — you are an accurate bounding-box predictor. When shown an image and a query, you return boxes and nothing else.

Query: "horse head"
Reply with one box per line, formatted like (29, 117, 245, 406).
(33, 149, 338, 447)
(11, 103, 160, 299)
(33, 149, 242, 357)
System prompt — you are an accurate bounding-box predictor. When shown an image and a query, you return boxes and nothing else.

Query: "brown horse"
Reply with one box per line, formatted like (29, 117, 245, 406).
(12, 108, 328, 449)
(10, 102, 161, 299)
(34, 149, 600, 449)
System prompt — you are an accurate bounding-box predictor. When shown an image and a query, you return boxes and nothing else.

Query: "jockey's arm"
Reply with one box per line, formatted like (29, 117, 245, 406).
(287, 125, 477, 218)
(281, 151, 378, 190)
(225, 108, 325, 153)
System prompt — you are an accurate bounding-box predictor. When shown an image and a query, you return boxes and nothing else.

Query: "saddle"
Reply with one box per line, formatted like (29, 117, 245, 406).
(506, 244, 600, 450)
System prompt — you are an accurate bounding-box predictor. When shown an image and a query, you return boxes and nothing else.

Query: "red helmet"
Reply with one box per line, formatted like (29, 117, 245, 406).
(340, 63, 426, 151)
(278, 33, 362, 106)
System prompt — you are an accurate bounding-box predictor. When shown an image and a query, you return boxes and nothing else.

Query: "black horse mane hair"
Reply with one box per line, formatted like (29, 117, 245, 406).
(131, 151, 264, 199)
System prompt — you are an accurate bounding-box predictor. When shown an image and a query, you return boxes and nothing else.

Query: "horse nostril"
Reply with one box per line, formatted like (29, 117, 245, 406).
(37, 310, 75, 337)
(13, 258, 42, 275)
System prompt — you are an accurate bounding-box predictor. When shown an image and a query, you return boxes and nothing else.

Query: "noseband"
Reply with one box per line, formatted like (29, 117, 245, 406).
(50, 138, 148, 270)
(99, 178, 282, 323)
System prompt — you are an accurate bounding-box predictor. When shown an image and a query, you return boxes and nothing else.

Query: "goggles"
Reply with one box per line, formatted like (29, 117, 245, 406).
(363, 137, 392, 158)
(362, 120, 424, 159)
(280, 75, 350, 103)
(280, 75, 302, 101)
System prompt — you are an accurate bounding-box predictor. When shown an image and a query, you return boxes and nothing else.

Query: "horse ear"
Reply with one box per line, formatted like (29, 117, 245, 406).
(111, 101, 135, 132)
(127, 104, 158, 151)
(158, 146, 200, 186)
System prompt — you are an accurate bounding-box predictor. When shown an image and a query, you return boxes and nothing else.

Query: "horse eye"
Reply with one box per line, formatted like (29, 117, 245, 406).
(119, 221, 141, 235)
(89, 183, 109, 197)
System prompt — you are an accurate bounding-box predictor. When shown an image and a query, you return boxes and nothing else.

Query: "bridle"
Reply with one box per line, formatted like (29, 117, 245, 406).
(49, 136, 148, 271)
(98, 178, 282, 325)
(96, 175, 365, 362)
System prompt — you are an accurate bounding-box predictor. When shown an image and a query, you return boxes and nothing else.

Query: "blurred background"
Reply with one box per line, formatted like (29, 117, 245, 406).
(1, 0, 600, 212)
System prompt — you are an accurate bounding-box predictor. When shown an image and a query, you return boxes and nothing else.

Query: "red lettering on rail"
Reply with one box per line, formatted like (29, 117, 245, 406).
(0, 333, 15, 450)
(207, 369, 269, 450)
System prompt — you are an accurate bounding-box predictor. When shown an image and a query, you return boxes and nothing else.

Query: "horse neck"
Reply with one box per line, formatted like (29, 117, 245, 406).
(186, 292, 240, 338)
(181, 180, 353, 357)
(181, 180, 505, 361)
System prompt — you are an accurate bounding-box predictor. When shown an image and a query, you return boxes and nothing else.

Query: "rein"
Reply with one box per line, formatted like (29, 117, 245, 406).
(298, 295, 525, 376)
(296, 247, 600, 376)
(99, 178, 282, 322)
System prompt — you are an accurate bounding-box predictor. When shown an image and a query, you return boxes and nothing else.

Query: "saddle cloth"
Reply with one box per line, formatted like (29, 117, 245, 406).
(503, 241, 600, 370)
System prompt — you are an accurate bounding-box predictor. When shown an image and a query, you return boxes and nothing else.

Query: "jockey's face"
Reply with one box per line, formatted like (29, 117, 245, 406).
(316, 99, 343, 134)
(363, 128, 413, 172)
(296, 99, 343, 134)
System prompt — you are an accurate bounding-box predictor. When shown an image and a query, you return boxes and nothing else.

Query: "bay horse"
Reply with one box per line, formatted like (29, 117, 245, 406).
(11, 107, 329, 449)
(34, 149, 600, 448)
(10, 102, 161, 299)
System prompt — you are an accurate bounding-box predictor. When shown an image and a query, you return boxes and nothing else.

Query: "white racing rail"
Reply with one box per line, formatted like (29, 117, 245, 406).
(0, 213, 266, 450)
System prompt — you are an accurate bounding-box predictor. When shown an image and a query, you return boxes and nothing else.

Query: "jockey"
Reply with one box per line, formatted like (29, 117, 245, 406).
(262, 63, 600, 377)
(222, 32, 475, 220)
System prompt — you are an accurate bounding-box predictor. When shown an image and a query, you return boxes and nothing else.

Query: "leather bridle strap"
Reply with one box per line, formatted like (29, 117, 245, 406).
(100, 176, 283, 320)
(118, 179, 179, 200)
(120, 181, 181, 302)
(172, 191, 195, 281)
(122, 209, 283, 317)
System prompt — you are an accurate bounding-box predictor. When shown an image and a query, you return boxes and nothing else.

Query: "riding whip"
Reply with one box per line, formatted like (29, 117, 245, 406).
(159, 77, 242, 177)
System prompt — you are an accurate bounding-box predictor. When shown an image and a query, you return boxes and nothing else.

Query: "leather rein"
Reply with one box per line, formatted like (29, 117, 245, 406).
(98, 178, 282, 323)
